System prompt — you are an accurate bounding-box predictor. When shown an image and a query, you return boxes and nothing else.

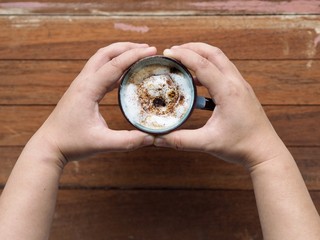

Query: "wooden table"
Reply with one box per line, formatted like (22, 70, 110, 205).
(0, 1, 320, 239)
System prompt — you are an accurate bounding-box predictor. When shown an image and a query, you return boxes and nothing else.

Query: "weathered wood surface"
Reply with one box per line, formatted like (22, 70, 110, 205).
(0, 188, 264, 239)
(49, 189, 262, 240)
(1, 105, 319, 146)
(0, 16, 319, 60)
(1, 1, 320, 239)
(1, 146, 320, 190)
(1, 60, 320, 105)
(52, 190, 320, 240)
(0, 0, 319, 15)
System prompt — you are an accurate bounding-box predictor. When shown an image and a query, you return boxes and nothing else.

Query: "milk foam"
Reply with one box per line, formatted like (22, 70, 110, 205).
(121, 66, 193, 131)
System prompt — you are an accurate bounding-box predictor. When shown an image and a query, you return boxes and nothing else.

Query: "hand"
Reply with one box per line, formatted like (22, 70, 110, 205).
(30, 42, 157, 165)
(154, 43, 285, 169)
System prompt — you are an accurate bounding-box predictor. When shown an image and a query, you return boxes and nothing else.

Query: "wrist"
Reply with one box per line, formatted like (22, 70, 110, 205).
(23, 130, 68, 172)
(0, 129, 65, 240)
(243, 128, 290, 172)
(246, 134, 292, 174)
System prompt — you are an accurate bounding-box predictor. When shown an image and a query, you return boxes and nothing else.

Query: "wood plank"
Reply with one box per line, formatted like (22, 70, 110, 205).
(50, 190, 320, 239)
(40, 190, 320, 239)
(1, 146, 320, 190)
(237, 60, 320, 105)
(1, 2, 318, 240)
(0, 0, 319, 15)
(0, 146, 251, 190)
(266, 106, 320, 146)
(0, 60, 78, 105)
(0, 105, 319, 147)
(0, 16, 319, 60)
(294, 147, 320, 191)
(54, 189, 263, 239)
(1, 60, 320, 105)
(2, 189, 320, 239)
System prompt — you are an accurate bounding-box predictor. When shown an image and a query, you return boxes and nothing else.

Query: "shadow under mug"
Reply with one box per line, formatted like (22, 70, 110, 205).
(118, 55, 215, 134)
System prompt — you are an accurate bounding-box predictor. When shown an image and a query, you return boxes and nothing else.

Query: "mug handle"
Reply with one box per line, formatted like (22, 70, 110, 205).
(195, 96, 215, 111)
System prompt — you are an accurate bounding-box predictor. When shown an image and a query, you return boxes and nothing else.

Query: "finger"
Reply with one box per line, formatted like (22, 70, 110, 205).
(98, 129, 155, 151)
(163, 47, 224, 97)
(177, 43, 243, 79)
(80, 42, 150, 76)
(92, 46, 157, 99)
(154, 128, 208, 151)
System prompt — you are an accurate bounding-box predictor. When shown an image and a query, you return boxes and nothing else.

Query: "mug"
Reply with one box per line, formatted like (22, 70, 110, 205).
(118, 55, 215, 134)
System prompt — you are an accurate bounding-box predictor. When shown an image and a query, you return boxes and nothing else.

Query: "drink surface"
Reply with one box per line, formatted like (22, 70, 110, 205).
(120, 64, 194, 131)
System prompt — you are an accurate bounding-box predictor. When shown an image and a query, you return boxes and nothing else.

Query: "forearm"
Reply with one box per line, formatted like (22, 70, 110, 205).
(0, 43, 156, 240)
(0, 134, 64, 240)
(250, 146, 320, 240)
(154, 43, 320, 238)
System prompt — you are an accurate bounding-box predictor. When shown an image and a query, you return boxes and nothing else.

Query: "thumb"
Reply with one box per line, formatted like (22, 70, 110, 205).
(154, 129, 208, 151)
(100, 130, 155, 151)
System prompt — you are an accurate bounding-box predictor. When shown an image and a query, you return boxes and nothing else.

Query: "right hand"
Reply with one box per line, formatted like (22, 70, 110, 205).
(154, 43, 287, 170)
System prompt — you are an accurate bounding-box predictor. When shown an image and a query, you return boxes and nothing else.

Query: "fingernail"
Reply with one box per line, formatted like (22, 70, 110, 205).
(143, 135, 155, 146)
(154, 137, 167, 147)
(163, 49, 173, 57)
(147, 46, 157, 53)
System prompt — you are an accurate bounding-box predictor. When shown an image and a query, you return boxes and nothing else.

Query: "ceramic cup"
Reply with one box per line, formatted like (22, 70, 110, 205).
(118, 55, 215, 134)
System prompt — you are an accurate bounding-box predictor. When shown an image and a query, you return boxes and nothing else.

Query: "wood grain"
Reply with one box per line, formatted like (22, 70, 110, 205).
(1, 1, 320, 239)
(0, 0, 319, 15)
(2, 189, 319, 239)
(1, 146, 320, 190)
(0, 105, 319, 147)
(51, 189, 320, 240)
(1, 60, 320, 105)
(0, 16, 319, 60)
(51, 189, 262, 240)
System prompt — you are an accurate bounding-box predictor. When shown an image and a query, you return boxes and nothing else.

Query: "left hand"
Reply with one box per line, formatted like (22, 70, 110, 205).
(31, 42, 157, 165)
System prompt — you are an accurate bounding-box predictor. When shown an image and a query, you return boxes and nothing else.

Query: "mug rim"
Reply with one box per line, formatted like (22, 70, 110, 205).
(118, 55, 197, 134)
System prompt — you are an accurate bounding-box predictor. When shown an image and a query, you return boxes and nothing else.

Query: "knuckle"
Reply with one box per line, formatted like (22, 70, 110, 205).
(225, 81, 240, 97)
(92, 46, 111, 62)
(96, 46, 108, 55)
(110, 56, 122, 69)
(211, 47, 224, 57)
(171, 134, 184, 150)
(106, 42, 122, 49)
(124, 132, 138, 151)
(106, 42, 132, 53)
(197, 56, 210, 69)
(95, 42, 130, 56)
(131, 47, 141, 55)
(111, 42, 129, 47)
(125, 143, 135, 151)
(129, 48, 144, 60)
